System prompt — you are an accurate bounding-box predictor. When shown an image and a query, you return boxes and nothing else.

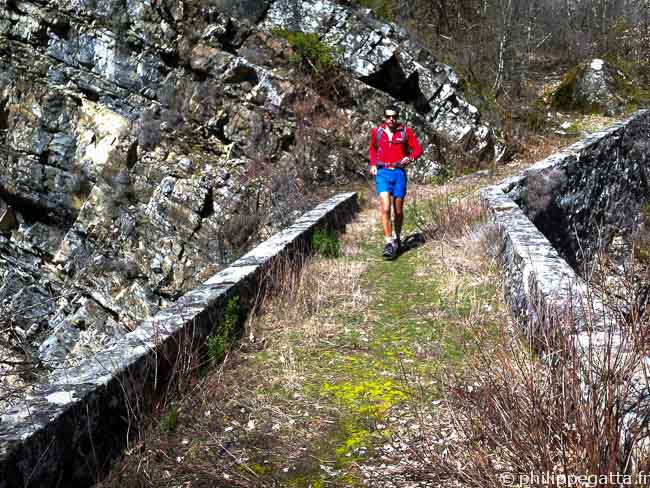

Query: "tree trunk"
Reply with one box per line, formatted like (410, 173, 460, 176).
(493, 0, 514, 94)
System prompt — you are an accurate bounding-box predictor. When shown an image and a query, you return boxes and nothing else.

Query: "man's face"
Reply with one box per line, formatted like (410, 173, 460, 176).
(384, 111, 398, 130)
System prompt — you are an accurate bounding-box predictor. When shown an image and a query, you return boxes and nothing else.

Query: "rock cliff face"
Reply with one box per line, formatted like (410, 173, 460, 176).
(0, 0, 496, 385)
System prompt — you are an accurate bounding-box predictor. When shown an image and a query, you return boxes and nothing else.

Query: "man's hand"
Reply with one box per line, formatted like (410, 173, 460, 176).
(370, 165, 377, 176)
(399, 157, 412, 167)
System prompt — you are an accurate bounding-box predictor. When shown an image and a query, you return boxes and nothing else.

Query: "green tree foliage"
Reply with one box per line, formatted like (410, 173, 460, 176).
(272, 28, 338, 73)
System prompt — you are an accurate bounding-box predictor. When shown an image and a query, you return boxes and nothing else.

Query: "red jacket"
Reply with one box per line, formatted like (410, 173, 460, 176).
(368, 123, 422, 167)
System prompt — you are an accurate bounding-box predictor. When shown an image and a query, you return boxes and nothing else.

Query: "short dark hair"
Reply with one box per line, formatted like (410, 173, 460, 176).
(384, 105, 399, 117)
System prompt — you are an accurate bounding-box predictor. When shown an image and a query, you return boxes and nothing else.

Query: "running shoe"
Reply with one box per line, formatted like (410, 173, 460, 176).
(383, 242, 396, 259)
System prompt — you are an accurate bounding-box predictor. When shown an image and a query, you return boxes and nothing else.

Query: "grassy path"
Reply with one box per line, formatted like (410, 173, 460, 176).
(100, 183, 506, 488)
(94, 116, 634, 488)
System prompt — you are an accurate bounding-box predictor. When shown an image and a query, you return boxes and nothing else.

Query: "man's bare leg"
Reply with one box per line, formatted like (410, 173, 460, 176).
(379, 192, 393, 240)
(393, 197, 404, 246)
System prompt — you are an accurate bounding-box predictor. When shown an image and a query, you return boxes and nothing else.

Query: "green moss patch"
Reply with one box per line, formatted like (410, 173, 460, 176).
(356, 0, 395, 21)
(322, 380, 407, 419)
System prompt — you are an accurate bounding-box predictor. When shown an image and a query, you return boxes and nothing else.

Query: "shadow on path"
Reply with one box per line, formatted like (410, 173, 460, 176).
(395, 232, 426, 259)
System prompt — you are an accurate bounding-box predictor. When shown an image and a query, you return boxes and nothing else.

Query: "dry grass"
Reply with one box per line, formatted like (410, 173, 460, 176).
(99, 236, 371, 487)
(424, 224, 503, 313)
(249, 254, 369, 351)
(409, 188, 486, 242)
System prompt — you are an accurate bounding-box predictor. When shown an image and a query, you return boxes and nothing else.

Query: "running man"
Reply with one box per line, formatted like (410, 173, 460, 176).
(369, 105, 423, 259)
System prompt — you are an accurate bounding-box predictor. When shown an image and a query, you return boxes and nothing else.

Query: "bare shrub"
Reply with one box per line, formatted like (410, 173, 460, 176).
(437, 135, 493, 176)
(586, 244, 650, 347)
(216, 154, 317, 258)
(394, 247, 650, 487)
(410, 190, 486, 241)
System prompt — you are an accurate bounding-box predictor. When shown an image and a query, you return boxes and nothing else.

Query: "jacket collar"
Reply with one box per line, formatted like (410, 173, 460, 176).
(381, 123, 405, 131)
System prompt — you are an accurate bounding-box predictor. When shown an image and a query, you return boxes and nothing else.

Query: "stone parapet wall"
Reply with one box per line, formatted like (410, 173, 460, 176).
(481, 110, 650, 339)
(481, 179, 582, 339)
(481, 113, 650, 458)
(503, 110, 650, 267)
(0, 192, 358, 488)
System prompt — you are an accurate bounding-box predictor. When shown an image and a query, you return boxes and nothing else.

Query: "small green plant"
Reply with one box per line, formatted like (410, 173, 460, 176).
(431, 167, 451, 185)
(562, 121, 581, 136)
(312, 229, 342, 258)
(207, 296, 240, 366)
(272, 28, 338, 72)
(357, 0, 395, 21)
(160, 405, 179, 433)
(356, 192, 369, 209)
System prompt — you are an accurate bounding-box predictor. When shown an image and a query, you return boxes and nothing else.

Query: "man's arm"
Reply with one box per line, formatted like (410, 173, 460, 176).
(406, 127, 422, 160)
(399, 127, 423, 167)
(368, 127, 378, 175)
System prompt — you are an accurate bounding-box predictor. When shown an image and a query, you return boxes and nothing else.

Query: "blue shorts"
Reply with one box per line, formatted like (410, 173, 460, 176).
(376, 167, 407, 198)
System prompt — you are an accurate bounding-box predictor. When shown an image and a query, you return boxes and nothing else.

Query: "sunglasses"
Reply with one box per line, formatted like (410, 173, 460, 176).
(384, 114, 397, 119)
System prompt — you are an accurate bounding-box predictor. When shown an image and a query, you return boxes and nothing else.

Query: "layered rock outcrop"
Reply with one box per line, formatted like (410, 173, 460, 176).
(262, 0, 495, 158)
(0, 0, 497, 397)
